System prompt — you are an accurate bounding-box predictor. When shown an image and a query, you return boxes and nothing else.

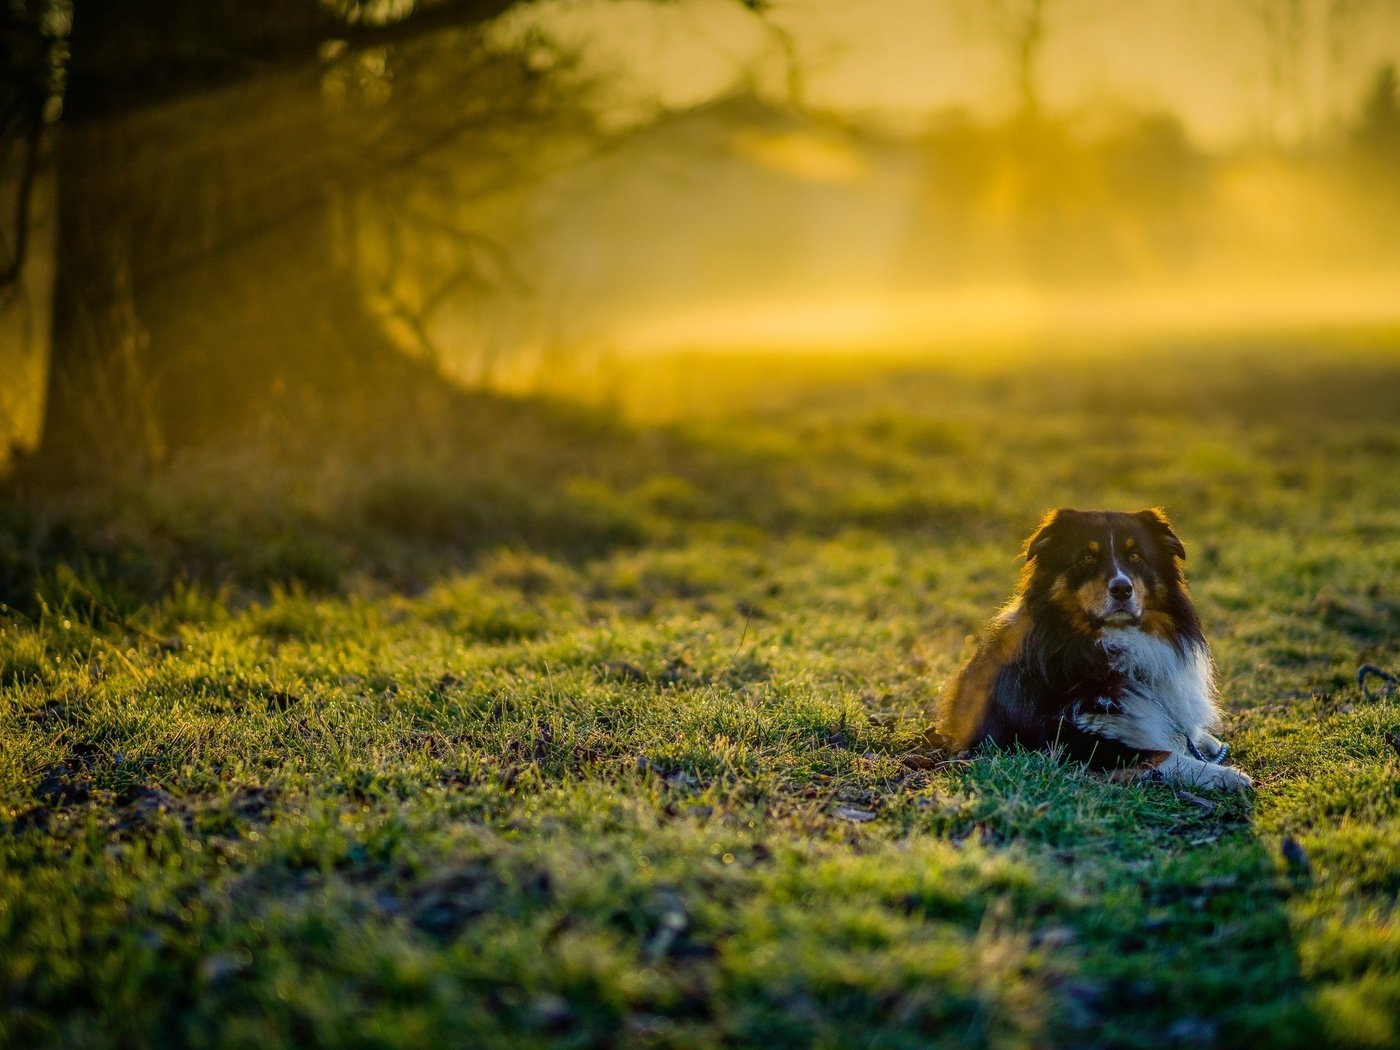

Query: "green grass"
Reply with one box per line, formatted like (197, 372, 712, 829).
(3, 335, 1400, 1048)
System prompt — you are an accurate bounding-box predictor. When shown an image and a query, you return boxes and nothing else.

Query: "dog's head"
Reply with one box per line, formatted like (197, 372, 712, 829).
(1019, 507, 1188, 634)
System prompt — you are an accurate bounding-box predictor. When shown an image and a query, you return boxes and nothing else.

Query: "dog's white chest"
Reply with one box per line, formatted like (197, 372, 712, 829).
(1099, 627, 1219, 734)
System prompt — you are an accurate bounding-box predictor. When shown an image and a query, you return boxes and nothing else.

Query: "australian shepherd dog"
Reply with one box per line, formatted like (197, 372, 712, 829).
(938, 508, 1253, 792)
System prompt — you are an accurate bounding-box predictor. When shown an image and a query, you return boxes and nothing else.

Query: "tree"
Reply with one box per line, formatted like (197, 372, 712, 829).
(0, 5, 61, 289)
(1242, 0, 1308, 143)
(29, 1, 569, 480)
(9, 1, 767, 483)
(1322, 1, 1372, 131)
(1355, 63, 1400, 165)
(959, 0, 1050, 118)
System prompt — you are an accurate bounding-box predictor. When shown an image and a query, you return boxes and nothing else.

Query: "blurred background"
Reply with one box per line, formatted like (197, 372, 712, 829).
(1, 0, 1399, 478)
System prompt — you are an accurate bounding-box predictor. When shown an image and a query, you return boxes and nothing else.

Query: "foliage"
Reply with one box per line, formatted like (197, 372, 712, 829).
(1356, 64, 1400, 167)
(2, 337, 1400, 1047)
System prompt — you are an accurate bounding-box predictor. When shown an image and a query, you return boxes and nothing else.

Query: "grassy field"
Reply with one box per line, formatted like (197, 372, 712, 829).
(2, 334, 1399, 1048)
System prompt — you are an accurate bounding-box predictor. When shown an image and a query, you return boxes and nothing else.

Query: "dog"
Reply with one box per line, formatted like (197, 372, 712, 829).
(938, 508, 1253, 792)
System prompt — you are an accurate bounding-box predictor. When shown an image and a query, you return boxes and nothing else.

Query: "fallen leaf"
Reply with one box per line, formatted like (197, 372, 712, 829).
(917, 726, 953, 751)
(1175, 790, 1217, 815)
(833, 806, 876, 823)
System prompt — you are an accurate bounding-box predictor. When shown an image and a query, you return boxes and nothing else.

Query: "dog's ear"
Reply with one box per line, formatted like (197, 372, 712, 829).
(1136, 507, 1186, 560)
(1023, 508, 1066, 561)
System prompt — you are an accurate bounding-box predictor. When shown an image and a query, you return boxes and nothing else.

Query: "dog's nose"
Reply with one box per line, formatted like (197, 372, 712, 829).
(1108, 576, 1133, 601)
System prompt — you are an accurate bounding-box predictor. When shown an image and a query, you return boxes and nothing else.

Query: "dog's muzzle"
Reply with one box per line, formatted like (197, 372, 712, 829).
(1100, 571, 1140, 626)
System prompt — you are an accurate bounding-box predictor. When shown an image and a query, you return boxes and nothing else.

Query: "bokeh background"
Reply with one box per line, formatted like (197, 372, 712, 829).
(4, 9, 1400, 1045)
(1, 0, 1399, 475)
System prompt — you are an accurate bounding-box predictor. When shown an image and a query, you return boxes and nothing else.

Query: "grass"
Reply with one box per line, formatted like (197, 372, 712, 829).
(2, 333, 1400, 1048)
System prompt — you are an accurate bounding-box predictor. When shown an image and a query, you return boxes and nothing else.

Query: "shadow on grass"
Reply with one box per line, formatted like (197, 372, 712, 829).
(0, 374, 1012, 623)
(7, 336, 1400, 626)
(923, 750, 1318, 1046)
(0, 391, 675, 615)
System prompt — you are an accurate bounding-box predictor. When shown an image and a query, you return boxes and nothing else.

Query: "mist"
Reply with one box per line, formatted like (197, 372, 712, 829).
(441, 0, 1400, 377)
(2, 0, 1399, 460)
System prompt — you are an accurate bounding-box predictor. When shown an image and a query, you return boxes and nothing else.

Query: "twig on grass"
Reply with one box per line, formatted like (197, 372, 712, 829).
(1358, 665, 1398, 701)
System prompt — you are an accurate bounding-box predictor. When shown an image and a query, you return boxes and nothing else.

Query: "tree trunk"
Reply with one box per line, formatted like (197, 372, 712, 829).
(28, 0, 522, 484)
(32, 67, 434, 482)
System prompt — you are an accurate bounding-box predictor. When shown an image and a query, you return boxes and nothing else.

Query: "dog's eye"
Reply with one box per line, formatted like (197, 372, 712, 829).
(1079, 552, 1096, 564)
(1127, 552, 1142, 563)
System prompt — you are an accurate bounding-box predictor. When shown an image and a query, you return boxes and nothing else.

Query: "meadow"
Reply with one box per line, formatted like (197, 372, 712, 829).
(2, 333, 1399, 1048)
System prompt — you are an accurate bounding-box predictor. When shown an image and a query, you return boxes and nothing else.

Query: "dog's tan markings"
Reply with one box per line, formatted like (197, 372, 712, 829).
(1088, 540, 1100, 553)
(994, 613, 1030, 659)
(1139, 610, 1177, 641)
(1064, 576, 1112, 633)
(1050, 577, 1097, 635)
(938, 609, 1030, 749)
(1139, 581, 1175, 641)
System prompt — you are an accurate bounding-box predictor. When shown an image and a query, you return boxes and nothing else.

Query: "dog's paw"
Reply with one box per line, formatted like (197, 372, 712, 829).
(1202, 763, 1253, 793)
(1154, 753, 1254, 793)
